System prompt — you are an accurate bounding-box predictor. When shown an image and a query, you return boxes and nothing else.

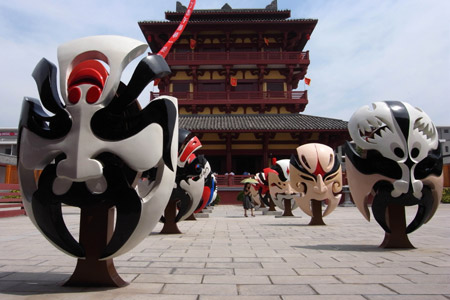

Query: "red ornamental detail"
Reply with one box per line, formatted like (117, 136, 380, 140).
(68, 87, 81, 104)
(67, 60, 108, 104)
(313, 159, 326, 177)
(179, 136, 202, 164)
(158, 0, 196, 58)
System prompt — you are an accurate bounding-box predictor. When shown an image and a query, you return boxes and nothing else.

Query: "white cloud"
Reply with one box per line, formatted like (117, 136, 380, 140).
(294, 0, 450, 125)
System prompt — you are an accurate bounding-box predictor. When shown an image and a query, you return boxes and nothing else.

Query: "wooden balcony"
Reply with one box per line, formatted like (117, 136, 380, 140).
(151, 91, 308, 113)
(163, 51, 309, 66)
(151, 91, 307, 103)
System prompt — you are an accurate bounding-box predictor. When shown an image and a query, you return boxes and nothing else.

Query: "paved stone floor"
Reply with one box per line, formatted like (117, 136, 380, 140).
(0, 204, 449, 299)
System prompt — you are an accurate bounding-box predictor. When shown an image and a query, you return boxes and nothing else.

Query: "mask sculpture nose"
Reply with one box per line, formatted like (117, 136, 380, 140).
(314, 174, 328, 194)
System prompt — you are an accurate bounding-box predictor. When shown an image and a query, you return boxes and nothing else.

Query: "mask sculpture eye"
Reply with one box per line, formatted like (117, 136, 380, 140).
(18, 35, 178, 286)
(289, 143, 343, 225)
(344, 101, 443, 248)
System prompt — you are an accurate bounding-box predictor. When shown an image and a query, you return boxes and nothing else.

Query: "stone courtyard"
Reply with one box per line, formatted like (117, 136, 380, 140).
(1, 204, 449, 299)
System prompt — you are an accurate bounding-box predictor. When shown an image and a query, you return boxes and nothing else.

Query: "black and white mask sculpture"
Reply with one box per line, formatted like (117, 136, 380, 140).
(18, 35, 178, 259)
(344, 101, 443, 234)
(162, 129, 205, 223)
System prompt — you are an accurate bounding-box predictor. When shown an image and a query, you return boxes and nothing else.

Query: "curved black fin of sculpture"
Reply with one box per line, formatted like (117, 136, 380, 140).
(31, 58, 65, 114)
(174, 186, 192, 223)
(406, 186, 434, 234)
(103, 195, 140, 257)
(19, 96, 71, 140)
(343, 141, 402, 179)
(260, 192, 270, 206)
(371, 182, 392, 233)
(32, 164, 85, 258)
(24, 59, 72, 139)
(91, 97, 177, 172)
(110, 55, 171, 110)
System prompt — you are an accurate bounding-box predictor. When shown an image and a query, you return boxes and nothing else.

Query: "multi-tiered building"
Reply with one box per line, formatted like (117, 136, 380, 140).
(139, 1, 350, 175)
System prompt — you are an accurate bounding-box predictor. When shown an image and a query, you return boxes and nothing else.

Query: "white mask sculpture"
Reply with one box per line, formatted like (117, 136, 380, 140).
(268, 159, 299, 216)
(344, 101, 443, 248)
(290, 143, 342, 225)
(18, 35, 178, 286)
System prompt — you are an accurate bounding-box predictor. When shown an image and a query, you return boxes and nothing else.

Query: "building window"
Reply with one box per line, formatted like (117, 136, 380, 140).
(172, 82, 190, 92)
(198, 82, 225, 92)
(267, 82, 284, 92)
(233, 82, 257, 92)
(446, 146, 449, 153)
(444, 129, 449, 133)
(4, 148, 11, 155)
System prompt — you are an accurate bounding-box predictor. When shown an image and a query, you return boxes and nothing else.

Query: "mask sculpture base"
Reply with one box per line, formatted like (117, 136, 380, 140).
(379, 204, 414, 249)
(64, 206, 127, 287)
(308, 200, 326, 226)
(282, 199, 294, 217)
(160, 200, 182, 234)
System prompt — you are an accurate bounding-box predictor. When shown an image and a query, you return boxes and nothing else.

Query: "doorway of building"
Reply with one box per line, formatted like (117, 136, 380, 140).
(232, 155, 262, 175)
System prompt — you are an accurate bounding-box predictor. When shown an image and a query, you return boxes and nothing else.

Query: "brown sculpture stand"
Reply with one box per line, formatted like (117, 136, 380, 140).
(309, 199, 326, 226)
(268, 198, 277, 211)
(64, 205, 127, 287)
(282, 199, 294, 216)
(379, 204, 414, 249)
(185, 213, 197, 221)
(160, 200, 182, 234)
(259, 200, 266, 209)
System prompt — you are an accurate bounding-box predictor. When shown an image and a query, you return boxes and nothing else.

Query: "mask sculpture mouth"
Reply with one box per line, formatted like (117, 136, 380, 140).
(344, 101, 443, 248)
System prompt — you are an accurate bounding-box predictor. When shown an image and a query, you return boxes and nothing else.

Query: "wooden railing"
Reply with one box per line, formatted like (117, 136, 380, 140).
(0, 183, 25, 218)
(164, 51, 309, 65)
(215, 175, 252, 187)
(151, 91, 307, 102)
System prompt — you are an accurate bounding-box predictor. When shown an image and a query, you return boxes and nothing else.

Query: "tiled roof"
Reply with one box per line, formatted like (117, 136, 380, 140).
(179, 114, 348, 132)
(138, 18, 317, 24)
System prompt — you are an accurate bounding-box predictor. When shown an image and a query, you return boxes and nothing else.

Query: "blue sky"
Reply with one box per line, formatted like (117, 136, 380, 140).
(1, 0, 449, 128)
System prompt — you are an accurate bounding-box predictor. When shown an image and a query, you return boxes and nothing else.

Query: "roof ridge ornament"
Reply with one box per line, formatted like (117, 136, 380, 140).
(221, 3, 232, 11)
(266, 0, 277, 10)
(176, 1, 187, 12)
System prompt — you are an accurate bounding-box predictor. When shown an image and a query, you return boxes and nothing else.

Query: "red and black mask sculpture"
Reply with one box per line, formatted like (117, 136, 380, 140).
(344, 101, 443, 234)
(18, 35, 178, 259)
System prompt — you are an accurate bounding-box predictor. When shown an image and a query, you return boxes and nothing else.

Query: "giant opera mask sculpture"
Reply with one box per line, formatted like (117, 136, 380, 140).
(290, 143, 342, 225)
(344, 101, 443, 248)
(268, 159, 299, 216)
(160, 129, 205, 234)
(18, 35, 178, 286)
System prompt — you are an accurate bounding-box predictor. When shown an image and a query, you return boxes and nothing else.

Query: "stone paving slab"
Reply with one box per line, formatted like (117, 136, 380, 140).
(0, 204, 450, 299)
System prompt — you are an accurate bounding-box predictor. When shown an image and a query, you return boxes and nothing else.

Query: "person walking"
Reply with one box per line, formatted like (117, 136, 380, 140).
(243, 183, 255, 217)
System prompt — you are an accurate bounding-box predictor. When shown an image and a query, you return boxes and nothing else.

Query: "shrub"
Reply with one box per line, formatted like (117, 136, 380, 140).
(236, 191, 244, 202)
(442, 188, 450, 203)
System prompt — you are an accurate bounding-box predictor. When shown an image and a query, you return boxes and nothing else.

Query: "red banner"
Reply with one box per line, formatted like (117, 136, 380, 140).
(158, 0, 196, 58)
(190, 38, 197, 50)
